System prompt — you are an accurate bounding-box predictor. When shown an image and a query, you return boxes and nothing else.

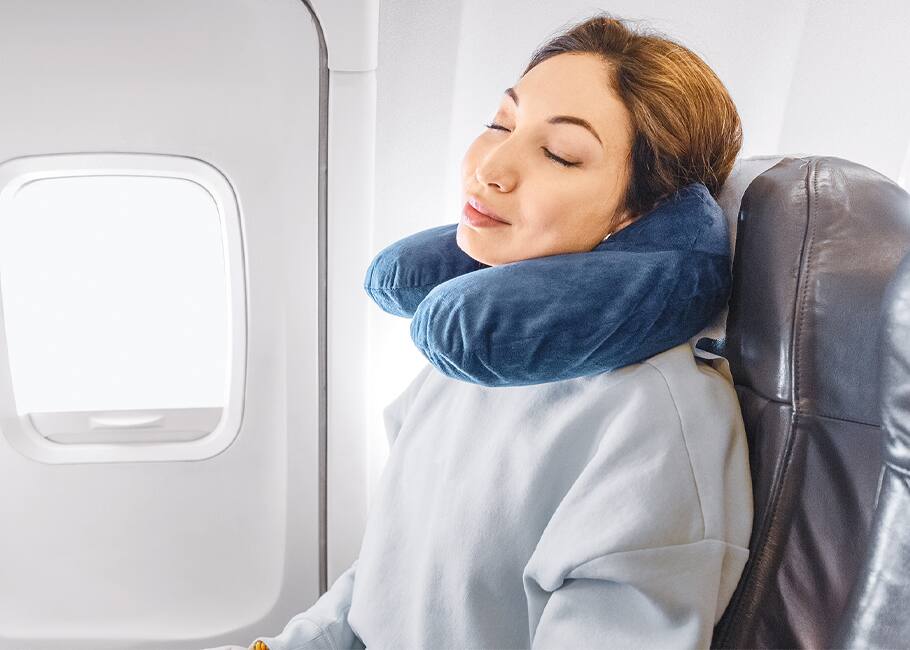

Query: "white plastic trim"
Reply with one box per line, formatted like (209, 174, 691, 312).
(307, 0, 380, 71)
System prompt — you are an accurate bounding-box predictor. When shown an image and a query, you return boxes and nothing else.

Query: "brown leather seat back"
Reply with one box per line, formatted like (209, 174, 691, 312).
(708, 156, 910, 648)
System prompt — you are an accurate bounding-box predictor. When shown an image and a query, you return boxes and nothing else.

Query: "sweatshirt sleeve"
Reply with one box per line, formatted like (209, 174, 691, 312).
(248, 560, 363, 650)
(527, 539, 749, 650)
(247, 365, 435, 650)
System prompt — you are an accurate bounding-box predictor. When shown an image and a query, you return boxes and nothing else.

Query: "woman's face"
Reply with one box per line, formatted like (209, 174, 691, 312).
(459, 52, 637, 266)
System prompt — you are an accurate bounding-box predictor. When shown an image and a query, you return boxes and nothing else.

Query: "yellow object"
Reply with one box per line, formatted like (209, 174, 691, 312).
(251, 641, 269, 650)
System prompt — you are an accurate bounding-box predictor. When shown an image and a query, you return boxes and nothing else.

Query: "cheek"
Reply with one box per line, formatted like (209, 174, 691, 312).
(520, 184, 569, 232)
(521, 181, 605, 244)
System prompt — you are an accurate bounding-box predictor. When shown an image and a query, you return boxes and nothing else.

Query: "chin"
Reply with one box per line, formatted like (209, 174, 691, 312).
(456, 224, 499, 266)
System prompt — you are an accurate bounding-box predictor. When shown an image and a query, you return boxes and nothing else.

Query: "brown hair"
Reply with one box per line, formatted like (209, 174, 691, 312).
(522, 11, 743, 224)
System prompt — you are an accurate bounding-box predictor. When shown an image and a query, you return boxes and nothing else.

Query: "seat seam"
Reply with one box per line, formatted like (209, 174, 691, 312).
(714, 159, 816, 647)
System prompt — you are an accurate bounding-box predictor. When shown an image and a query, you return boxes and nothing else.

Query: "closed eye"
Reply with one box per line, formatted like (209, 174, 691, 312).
(483, 122, 581, 168)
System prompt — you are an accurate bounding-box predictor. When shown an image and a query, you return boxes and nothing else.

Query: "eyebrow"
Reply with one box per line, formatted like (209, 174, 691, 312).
(504, 87, 603, 147)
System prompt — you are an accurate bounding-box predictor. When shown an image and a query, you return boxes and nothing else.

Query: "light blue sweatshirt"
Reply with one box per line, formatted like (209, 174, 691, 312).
(250, 341, 754, 649)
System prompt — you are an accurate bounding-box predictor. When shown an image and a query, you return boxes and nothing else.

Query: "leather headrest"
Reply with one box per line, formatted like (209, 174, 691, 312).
(724, 156, 910, 426)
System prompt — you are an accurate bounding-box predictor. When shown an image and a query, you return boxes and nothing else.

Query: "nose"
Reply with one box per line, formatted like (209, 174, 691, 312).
(474, 147, 515, 192)
(475, 167, 504, 192)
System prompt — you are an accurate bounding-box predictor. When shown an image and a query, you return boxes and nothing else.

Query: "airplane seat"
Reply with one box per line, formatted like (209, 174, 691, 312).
(833, 239, 910, 648)
(705, 155, 910, 648)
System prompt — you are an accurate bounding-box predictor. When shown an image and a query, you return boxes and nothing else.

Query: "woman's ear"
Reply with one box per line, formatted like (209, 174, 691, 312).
(610, 208, 638, 236)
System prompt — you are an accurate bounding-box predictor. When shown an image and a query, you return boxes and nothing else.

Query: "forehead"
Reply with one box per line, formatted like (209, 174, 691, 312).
(509, 53, 633, 144)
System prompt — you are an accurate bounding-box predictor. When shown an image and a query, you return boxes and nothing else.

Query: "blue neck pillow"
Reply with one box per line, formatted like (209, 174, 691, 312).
(363, 181, 731, 387)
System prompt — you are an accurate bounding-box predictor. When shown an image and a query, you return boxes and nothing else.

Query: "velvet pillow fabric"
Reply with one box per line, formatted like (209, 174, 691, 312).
(363, 181, 730, 386)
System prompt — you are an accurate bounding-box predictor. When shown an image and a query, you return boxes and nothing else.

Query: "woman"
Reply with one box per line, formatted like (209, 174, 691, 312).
(242, 12, 752, 650)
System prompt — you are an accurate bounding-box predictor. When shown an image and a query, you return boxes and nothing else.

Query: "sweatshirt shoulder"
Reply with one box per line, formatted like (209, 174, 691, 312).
(639, 343, 753, 546)
(639, 343, 740, 424)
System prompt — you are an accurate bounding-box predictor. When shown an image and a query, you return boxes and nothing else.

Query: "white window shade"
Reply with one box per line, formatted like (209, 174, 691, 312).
(0, 174, 229, 415)
(0, 153, 247, 460)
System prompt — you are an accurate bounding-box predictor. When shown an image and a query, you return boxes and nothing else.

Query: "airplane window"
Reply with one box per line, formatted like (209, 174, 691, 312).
(0, 174, 229, 418)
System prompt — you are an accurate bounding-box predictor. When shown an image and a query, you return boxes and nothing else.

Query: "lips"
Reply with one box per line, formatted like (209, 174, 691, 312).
(463, 201, 509, 228)
(467, 196, 509, 224)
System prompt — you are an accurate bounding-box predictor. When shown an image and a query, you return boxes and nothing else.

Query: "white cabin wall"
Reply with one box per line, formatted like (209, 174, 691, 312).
(775, 1, 910, 179)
